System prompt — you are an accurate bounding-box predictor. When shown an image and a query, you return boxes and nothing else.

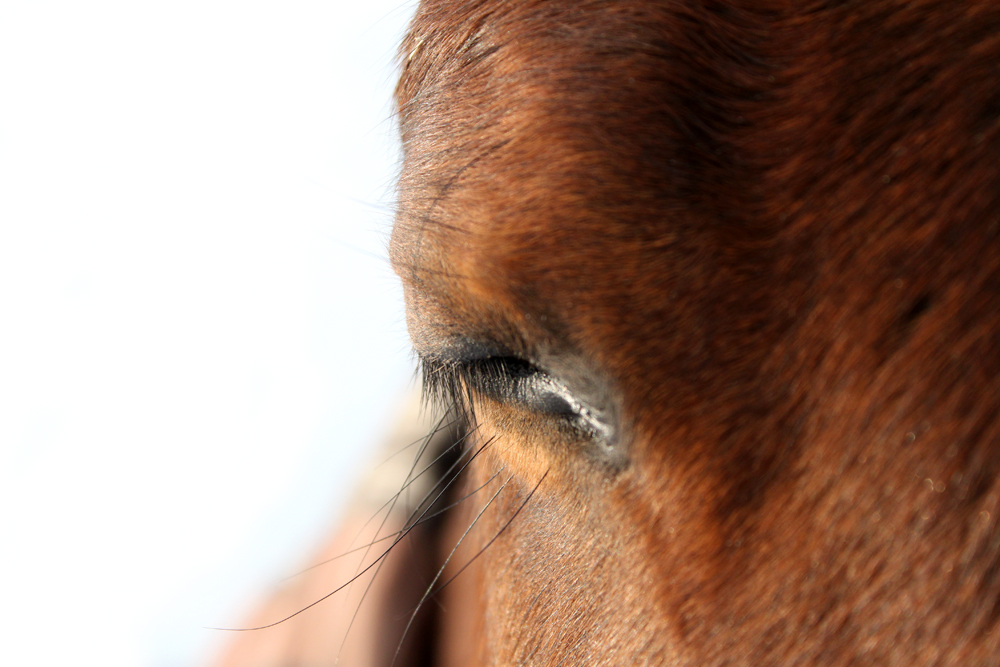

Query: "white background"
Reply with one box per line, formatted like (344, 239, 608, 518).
(0, 1, 418, 665)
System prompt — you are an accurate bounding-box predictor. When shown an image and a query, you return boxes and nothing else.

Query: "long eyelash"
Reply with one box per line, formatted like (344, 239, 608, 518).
(335, 427, 491, 656)
(285, 467, 505, 577)
(390, 470, 515, 667)
(420, 356, 470, 415)
(207, 432, 498, 633)
(421, 354, 541, 420)
(391, 468, 550, 667)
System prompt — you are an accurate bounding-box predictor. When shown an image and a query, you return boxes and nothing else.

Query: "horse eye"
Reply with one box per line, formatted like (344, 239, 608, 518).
(462, 357, 613, 440)
(465, 357, 571, 413)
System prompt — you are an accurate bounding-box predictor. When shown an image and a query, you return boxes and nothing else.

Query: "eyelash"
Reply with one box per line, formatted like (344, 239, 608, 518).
(420, 354, 610, 439)
(421, 355, 541, 413)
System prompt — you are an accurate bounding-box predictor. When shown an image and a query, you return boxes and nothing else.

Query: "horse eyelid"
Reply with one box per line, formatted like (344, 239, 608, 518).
(421, 353, 554, 406)
(442, 356, 597, 421)
(421, 353, 616, 448)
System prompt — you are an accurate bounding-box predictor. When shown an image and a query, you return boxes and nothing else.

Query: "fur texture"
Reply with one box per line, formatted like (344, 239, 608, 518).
(391, 1, 1000, 665)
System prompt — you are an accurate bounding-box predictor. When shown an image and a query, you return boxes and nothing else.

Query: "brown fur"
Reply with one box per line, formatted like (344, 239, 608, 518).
(391, 1, 1000, 665)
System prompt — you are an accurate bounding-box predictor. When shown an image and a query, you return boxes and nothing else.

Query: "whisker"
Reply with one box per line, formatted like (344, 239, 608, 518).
(390, 424, 488, 538)
(390, 469, 515, 667)
(343, 409, 455, 567)
(280, 468, 504, 582)
(275, 425, 463, 587)
(331, 430, 498, 661)
(351, 424, 470, 546)
(393, 423, 478, 512)
(204, 436, 497, 633)
(332, 431, 498, 656)
(374, 414, 464, 468)
(336, 409, 461, 624)
(358, 411, 473, 539)
(203, 534, 420, 631)
(428, 468, 549, 600)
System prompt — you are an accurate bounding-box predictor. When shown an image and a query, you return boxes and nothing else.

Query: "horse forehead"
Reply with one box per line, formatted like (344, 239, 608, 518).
(390, 4, 708, 293)
(391, 134, 632, 309)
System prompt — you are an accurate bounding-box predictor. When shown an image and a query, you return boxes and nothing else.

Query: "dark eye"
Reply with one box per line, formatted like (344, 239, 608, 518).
(423, 352, 613, 442)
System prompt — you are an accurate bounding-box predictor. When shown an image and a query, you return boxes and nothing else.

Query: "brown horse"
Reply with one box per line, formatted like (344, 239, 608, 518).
(215, 1, 1000, 665)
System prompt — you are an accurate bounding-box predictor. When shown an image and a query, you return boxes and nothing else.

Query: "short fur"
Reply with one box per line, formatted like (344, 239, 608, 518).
(391, 1, 1000, 665)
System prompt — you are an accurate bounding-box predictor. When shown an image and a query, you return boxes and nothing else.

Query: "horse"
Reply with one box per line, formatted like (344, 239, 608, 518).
(214, 1, 1000, 665)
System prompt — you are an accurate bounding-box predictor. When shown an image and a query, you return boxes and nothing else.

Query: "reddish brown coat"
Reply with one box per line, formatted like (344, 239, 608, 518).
(391, 1, 1000, 665)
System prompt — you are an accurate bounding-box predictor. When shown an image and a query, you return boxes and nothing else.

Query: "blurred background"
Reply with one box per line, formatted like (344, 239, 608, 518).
(0, 1, 418, 665)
